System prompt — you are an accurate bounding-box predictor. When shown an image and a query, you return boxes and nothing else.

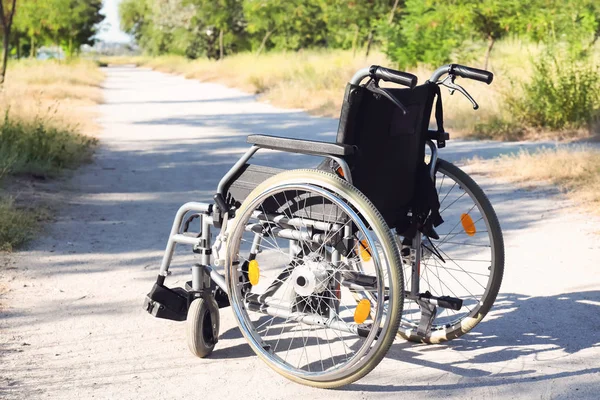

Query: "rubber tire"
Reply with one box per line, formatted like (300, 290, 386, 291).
(186, 297, 220, 358)
(226, 169, 404, 389)
(399, 159, 505, 344)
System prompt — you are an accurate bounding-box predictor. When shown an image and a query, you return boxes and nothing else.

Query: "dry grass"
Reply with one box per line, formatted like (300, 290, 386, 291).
(1, 59, 105, 135)
(0, 59, 103, 251)
(472, 147, 600, 214)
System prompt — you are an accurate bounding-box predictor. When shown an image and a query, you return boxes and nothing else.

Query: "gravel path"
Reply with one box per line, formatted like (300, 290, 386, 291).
(1, 66, 599, 399)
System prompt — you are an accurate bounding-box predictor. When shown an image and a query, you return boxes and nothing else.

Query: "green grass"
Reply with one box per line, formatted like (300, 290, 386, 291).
(0, 197, 42, 252)
(0, 111, 97, 178)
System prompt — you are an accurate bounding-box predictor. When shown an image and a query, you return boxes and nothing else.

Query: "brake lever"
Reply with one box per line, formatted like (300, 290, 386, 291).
(365, 79, 408, 114)
(440, 75, 479, 110)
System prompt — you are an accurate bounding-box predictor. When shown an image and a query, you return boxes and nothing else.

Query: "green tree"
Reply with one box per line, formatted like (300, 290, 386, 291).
(243, 0, 288, 55)
(379, 0, 472, 69)
(517, 0, 599, 58)
(322, 0, 400, 54)
(0, 0, 17, 84)
(467, 0, 521, 69)
(244, 0, 328, 52)
(119, 0, 150, 43)
(13, 0, 48, 57)
(61, 0, 103, 57)
(380, 0, 599, 69)
(188, 0, 245, 59)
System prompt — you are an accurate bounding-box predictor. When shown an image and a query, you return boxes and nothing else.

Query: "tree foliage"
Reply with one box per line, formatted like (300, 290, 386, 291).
(378, 0, 600, 69)
(11, 0, 103, 58)
(120, 0, 399, 58)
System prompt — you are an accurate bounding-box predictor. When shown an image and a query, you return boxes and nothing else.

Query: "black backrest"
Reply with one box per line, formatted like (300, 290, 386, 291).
(335, 82, 439, 227)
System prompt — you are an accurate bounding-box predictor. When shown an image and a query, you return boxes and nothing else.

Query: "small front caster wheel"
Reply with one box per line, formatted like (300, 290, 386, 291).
(186, 296, 220, 358)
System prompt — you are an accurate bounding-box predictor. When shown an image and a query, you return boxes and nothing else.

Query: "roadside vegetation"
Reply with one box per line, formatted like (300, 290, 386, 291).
(471, 147, 600, 214)
(0, 0, 105, 252)
(114, 0, 600, 141)
(0, 60, 102, 251)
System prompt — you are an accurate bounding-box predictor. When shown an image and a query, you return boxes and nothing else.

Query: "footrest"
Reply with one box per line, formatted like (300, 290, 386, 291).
(144, 283, 189, 321)
(419, 291, 463, 311)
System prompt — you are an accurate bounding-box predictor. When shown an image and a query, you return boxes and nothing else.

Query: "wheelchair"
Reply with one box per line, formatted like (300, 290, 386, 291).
(143, 64, 505, 388)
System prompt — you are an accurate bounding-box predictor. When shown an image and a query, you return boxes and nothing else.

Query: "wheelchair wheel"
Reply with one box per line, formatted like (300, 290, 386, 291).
(225, 169, 403, 388)
(187, 296, 220, 358)
(399, 159, 504, 343)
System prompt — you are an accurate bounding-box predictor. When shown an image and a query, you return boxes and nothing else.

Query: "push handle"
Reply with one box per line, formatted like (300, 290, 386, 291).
(370, 65, 418, 89)
(451, 64, 494, 85)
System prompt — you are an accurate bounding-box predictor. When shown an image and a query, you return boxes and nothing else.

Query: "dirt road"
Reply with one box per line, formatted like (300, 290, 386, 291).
(1, 66, 599, 399)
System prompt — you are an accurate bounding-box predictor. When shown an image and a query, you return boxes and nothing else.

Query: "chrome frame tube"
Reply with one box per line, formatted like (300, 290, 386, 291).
(349, 67, 372, 86)
(253, 212, 343, 232)
(428, 64, 452, 83)
(411, 232, 422, 296)
(159, 202, 211, 276)
(245, 224, 337, 245)
(251, 303, 359, 336)
(217, 145, 260, 196)
(327, 156, 353, 184)
(426, 139, 438, 180)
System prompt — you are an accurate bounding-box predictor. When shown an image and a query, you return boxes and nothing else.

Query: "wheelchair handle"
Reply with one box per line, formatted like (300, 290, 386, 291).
(429, 64, 494, 84)
(349, 66, 418, 88)
(370, 65, 418, 89)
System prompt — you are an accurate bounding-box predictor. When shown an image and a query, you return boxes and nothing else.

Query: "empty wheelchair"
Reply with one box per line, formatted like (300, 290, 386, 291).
(143, 64, 504, 387)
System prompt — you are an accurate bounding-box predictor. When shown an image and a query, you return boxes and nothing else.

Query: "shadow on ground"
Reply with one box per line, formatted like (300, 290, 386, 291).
(360, 290, 600, 389)
(209, 290, 600, 390)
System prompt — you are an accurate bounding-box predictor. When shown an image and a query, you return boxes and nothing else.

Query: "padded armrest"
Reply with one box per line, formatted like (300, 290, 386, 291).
(247, 134, 353, 157)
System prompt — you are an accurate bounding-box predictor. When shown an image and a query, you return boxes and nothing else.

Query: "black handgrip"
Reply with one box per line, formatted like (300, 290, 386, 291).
(451, 64, 494, 84)
(370, 65, 418, 89)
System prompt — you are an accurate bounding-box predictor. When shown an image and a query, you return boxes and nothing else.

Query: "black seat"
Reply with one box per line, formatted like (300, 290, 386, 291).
(247, 134, 354, 157)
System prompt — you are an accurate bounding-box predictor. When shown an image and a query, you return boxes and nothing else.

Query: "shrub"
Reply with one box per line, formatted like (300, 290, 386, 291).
(0, 110, 97, 178)
(509, 54, 600, 131)
(0, 197, 40, 251)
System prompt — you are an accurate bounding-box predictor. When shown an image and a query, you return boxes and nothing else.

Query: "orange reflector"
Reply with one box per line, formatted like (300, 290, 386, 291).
(359, 240, 372, 262)
(354, 299, 371, 324)
(248, 260, 260, 285)
(461, 213, 476, 236)
(336, 166, 345, 178)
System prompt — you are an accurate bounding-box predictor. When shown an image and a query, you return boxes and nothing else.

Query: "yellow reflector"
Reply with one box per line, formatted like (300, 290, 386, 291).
(359, 240, 372, 262)
(354, 299, 371, 324)
(248, 260, 260, 285)
(336, 166, 345, 178)
(461, 213, 476, 236)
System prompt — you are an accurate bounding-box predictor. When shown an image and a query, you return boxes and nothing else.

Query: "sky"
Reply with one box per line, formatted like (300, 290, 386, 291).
(96, 0, 132, 43)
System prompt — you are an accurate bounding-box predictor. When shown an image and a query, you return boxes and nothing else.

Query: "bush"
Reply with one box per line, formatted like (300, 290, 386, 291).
(0, 197, 40, 251)
(509, 54, 600, 131)
(0, 110, 97, 178)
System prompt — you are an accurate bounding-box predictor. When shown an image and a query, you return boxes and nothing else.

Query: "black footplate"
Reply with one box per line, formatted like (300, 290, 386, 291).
(144, 283, 189, 321)
(419, 291, 463, 311)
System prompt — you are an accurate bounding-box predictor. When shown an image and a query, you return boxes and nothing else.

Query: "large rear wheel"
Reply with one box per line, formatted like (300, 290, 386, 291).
(225, 169, 403, 388)
(399, 159, 504, 343)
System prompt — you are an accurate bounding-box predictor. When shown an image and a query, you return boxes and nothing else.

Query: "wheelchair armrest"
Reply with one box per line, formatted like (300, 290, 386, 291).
(247, 134, 354, 157)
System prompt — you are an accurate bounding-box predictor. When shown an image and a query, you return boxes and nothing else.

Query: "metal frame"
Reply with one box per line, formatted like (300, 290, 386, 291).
(156, 192, 379, 339)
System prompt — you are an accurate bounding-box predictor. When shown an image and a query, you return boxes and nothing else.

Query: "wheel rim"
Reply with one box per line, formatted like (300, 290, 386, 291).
(226, 182, 397, 382)
(400, 164, 498, 337)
